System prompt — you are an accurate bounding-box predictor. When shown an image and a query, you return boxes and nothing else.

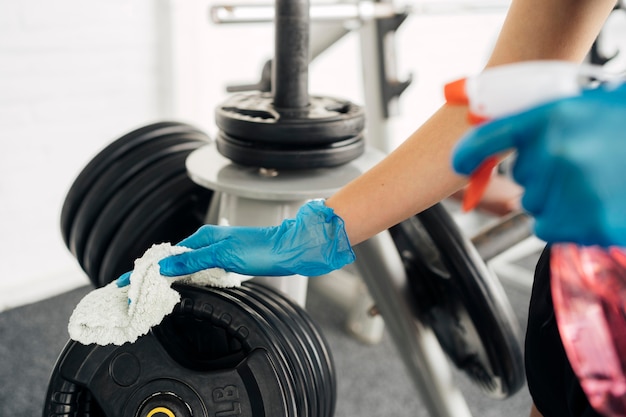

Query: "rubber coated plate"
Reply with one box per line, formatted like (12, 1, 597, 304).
(234, 289, 311, 415)
(216, 131, 365, 169)
(70, 133, 208, 276)
(43, 281, 336, 417)
(82, 151, 193, 284)
(389, 202, 525, 398)
(215, 93, 366, 144)
(97, 172, 213, 287)
(167, 282, 335, 417)
(237, 284, 336, 417)
(60, 121, 203, 247)
(69, 133, 209, 264)
(232, 286, 320, 417)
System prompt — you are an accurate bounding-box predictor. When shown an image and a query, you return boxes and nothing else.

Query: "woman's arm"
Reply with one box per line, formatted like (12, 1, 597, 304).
(326, 0, 616, 245)
(151, 0, 617, 280)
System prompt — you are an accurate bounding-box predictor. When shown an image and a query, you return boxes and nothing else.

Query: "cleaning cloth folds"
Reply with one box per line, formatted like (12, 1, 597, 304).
(68, 242, 241, 346)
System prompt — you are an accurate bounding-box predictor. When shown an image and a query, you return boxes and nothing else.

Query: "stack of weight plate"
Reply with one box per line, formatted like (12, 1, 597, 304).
(43, 281, 337, 417)
(60, 121, 214, 288)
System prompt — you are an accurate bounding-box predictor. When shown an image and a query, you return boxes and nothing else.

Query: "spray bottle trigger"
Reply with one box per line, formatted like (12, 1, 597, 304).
(462, 156, 499, 212)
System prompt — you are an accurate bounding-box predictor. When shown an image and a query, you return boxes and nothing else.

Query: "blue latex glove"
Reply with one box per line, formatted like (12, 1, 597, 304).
(116, 271, 132, 288)
(153, 199, 355, 278)
(452, 83, 626, 247)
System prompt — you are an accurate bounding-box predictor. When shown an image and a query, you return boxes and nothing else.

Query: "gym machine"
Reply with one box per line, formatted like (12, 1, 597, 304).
(44, 1, 529, 416)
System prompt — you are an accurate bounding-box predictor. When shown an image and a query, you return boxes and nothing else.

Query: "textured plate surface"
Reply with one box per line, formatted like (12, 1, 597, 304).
(60, 121, 203, 246)
(68, 133, 208, 263)
(97, 172, 213, 287)
(82, 151, 192, 283)
(42, 282, 336, 417)
(390, 202, 525, 398)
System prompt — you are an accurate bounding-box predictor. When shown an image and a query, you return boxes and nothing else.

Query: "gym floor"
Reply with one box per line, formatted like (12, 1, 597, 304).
(1, 247, 539, 417)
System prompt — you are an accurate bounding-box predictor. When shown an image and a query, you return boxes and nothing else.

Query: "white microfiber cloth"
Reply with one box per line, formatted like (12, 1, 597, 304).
(68, 242, 241, 346)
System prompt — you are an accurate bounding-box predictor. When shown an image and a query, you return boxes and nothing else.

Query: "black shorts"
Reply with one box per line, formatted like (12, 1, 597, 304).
(524, 246, 602, 417)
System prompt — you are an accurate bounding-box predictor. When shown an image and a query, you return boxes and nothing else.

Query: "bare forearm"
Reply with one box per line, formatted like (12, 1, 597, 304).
(486, 0, 616, 66)
(326, 105, 469, 245)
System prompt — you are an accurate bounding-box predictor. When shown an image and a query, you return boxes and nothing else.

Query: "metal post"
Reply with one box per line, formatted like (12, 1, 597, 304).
(273, 0, 310, 110)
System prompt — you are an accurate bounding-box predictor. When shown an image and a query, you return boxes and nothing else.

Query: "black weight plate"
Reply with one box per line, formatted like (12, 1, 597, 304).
(215, 93, 366, 145)
(82, 151, 193, 285)
(225, 282, 336, 417)
(159, 284, 298, 417)
(98, 172, 213, 287)
(389, 202, 525, 398)
(240, 285, 325, 411)
(60, 121, 204, 247)
(234, 291, 313, 417)
(42, 342, 107, 417)
(417, 204, 525, 396)
(69, 133, 208, 264)
(231, 285, 318, 417)
(281, 295, 337, 417)
(156, 283, 300, 416)
(42, 282, 303, 417)
(239, 283, 336, 417)
(216, 131, 365, 169)
(68, 132, 209, 262)
(243, 283, 336, 417)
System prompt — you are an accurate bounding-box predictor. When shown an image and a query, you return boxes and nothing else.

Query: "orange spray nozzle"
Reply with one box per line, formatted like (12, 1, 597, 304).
(444, 78, 468, 105)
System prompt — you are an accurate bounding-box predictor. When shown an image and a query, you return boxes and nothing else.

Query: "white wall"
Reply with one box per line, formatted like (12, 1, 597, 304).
(0, 0, 174, 310)
(0, 0, 514, 311)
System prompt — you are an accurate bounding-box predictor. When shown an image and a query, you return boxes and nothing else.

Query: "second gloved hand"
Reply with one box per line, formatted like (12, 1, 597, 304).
(452, 83, 626, 247)
(157, 199, 355, 277)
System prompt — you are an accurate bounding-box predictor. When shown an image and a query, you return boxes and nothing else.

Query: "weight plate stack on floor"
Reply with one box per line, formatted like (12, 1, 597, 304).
(60, 121, 204, 246)
(42, 281, 337, 417)
(389, 202, 525, 399)
(60, 121, 214, 287)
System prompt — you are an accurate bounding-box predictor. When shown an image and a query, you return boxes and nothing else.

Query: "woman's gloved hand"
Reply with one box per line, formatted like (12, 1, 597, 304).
(452, 84, 626, 247)
(141, 199, 354, 280)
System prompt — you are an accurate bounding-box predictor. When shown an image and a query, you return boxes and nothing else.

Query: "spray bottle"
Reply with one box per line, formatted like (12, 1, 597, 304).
(444, 60, 626, 417)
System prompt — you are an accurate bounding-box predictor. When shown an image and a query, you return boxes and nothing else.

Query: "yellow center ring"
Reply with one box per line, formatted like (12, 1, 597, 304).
(146, 407, 176, 417)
